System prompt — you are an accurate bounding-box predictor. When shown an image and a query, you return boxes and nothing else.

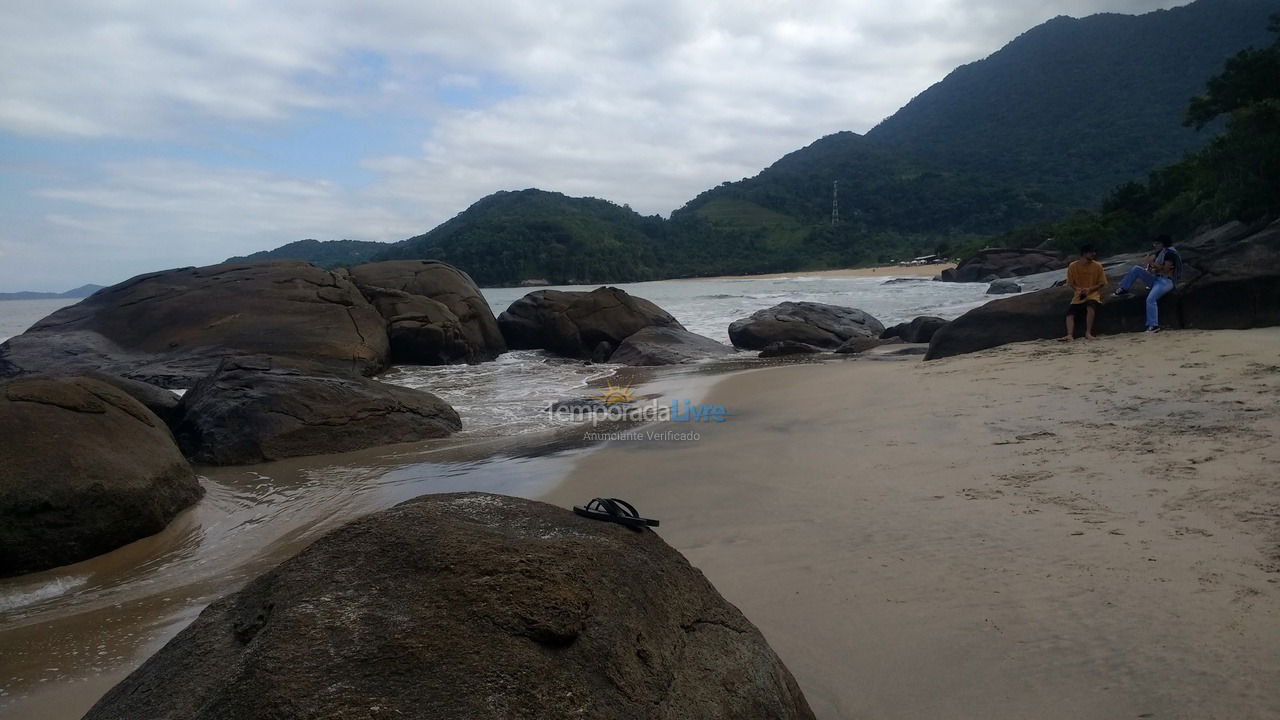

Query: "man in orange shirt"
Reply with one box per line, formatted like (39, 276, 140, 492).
(1060, 244, 1106, 342)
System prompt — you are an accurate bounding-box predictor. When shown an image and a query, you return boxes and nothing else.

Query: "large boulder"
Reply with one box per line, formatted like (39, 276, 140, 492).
(926, 220, 1280, 360)
(0, 261, 389, 387)
(0, 376, 203, 577)
(84, 493, 815, 720)
(174, 357, 462, 465)
(498, 287, 684, 360)
(880, 316, 949, 344)
(729, 302, 885, 351)
(609, 327, 736, 366)
(945, 248, 1069, 283)
(348, 260, 506, 364)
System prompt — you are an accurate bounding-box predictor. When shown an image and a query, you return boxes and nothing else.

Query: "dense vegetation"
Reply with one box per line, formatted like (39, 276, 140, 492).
(230, 239, 389, 268)
(377, 190, 666, 286)
(230, 1, 1278, 285)
(970, 13, 1280, 258)
(866, 0, 1279, 208)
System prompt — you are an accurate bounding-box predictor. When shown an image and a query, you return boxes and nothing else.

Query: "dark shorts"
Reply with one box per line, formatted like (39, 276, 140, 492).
(1067, 300, 1100, 319)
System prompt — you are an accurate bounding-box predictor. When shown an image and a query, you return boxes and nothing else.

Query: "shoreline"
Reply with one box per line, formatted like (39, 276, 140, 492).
(676, 263, 955, 282)
(542, 328, 1280, 719)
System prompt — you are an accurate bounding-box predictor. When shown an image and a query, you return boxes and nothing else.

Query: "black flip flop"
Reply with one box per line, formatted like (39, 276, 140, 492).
(573, 497, 660, 530)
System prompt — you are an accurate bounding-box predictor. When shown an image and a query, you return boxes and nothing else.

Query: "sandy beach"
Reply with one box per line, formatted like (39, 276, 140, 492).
(544, 328, 1280, 719)
(686, 263, 956, 281)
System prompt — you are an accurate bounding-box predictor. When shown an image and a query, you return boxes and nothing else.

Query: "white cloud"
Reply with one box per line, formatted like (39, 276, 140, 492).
(0, 0, 1188, 290)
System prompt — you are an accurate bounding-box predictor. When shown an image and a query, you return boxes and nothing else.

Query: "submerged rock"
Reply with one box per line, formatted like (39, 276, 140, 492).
(926, 220, 1280, 359)
(729, 302, 884, 351)
(0, 261, 389, 386)
(609, 327, 736, 366)
(759, 340, 826, 358)
(0, 376, 202, 578)
(986, 279, 1023, 294)
(349, 260, 506, 364)
(498, 287, 684, 359)
(84, 492, 815, 720)
(174, 357, 461, 465)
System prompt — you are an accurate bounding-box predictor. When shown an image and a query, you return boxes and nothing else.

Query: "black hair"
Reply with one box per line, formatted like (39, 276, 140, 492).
(1154, 234, 1173, 247)
(1079, 243, 1096, 256)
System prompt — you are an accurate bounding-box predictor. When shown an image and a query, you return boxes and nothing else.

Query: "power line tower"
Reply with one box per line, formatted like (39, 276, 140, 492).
(831, 180, 839, 226)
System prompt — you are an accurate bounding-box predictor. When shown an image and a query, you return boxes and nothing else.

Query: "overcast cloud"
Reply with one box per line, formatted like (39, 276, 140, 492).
(0, 0, 1184, 291)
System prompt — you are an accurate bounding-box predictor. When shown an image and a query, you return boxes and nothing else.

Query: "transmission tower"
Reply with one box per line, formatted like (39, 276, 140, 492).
(831, 180, 839, 226)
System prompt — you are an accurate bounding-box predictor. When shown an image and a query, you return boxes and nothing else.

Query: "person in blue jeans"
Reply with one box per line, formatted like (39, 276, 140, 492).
(1113, 234, 1181, 332)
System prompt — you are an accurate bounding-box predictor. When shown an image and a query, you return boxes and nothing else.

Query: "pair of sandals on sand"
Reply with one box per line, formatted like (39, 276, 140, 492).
(573, 497, 659, 530)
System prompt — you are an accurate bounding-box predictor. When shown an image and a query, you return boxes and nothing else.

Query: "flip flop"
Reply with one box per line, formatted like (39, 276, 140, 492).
(573, 497, 659, 530)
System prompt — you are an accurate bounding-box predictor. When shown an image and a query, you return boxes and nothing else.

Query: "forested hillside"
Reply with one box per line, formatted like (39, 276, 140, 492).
(867, 0, 1279, 207)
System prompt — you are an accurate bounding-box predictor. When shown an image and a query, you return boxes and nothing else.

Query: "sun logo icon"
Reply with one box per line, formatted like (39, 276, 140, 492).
(592, 380, 636, 406)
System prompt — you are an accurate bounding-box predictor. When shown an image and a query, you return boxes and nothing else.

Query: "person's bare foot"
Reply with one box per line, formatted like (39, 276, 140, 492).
(1058, 336, 1073, 342)
(1085, 334, 1097, 340)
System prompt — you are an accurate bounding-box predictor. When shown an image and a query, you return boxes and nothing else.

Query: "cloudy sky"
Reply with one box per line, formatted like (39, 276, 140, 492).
(1, 0, 1184, 292)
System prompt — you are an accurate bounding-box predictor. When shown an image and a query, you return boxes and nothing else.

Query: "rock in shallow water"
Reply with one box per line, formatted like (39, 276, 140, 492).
(174, 357, 461, 465)
(498, 287, 684, 359)
(609, 326, 736, 365)
(729, 302, 884, 351)
(0, 376, 203, 578)
(349, 260, 506, 364)
(83, 492, 815, 720)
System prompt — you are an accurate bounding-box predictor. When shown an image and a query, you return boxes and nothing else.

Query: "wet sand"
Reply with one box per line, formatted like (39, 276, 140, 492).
(545, 328, 1280, 719)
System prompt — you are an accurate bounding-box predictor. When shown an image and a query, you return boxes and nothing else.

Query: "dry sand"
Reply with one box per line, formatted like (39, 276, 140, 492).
(687, 263, 955, 281)
(544, 328, 1280, 719)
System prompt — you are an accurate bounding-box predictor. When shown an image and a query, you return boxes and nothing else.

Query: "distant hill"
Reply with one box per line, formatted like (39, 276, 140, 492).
(0, 284, 103, 301)
(379, 189, 666, 286)
(228, 239, 390, 268)
(866, 0, 1280, 206)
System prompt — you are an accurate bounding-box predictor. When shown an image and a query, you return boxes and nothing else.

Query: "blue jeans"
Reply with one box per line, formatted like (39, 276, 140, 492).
(1118, 266, 1174, 328)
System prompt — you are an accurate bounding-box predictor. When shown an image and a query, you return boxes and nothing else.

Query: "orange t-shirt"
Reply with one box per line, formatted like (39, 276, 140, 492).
(1066, 259, 1106, 303)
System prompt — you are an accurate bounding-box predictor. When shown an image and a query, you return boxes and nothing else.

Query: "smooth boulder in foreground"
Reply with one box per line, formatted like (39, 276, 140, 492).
(729, 302, 885, 351)
(349, 260, 506, 364)
(84, 492, 815, 720)
(0, 376, 203, 578)
(609, 326, 736, 365)
(0, 261, 389, 386)
(498, 286, 684, 360)
(175, 357, 462, 465)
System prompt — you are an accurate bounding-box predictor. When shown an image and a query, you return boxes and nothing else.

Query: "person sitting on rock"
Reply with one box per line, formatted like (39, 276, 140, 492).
(1112, 234, 1182, 332)
(1060, 244, 1106, 342)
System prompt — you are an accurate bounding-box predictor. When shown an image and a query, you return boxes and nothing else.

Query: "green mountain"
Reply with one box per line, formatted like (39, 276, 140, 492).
(659, 131, 1058, 276)
(378, 189, 666, 286)
(229, 239, 389, 268)
(0, 284, 104, 301)
(866, 0, 1280, 207)
(232, 0, 1278, 285)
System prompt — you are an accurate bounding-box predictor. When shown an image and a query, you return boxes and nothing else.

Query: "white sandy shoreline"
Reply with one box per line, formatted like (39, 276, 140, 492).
(544, 328, 1280, 719)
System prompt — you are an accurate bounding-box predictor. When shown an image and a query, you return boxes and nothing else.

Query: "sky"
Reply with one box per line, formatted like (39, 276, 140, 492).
(1, 0, 1186, 292)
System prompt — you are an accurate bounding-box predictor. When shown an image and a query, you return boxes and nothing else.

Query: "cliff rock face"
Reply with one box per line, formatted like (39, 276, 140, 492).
(84, 493, 816, 720)
(0, 375, 202, 578)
